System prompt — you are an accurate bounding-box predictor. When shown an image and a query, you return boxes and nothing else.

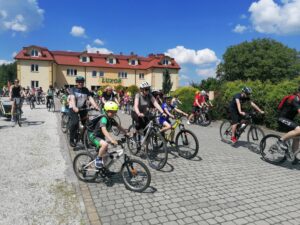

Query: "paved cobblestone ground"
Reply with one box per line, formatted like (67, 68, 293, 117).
(83, 113, 300, 225)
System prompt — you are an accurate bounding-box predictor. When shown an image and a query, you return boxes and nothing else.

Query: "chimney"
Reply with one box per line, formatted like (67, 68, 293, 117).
(130, 51, 134, 55)
(120, 52, 123, 55)
(96, 51, 99, 54)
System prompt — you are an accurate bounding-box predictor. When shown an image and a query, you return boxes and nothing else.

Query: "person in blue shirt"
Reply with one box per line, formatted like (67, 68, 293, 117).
(159, 95, 188, 133)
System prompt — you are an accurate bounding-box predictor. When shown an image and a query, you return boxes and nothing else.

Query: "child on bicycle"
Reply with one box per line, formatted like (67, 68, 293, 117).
(159, 95, 188, 134)
(88, 101, 130, 168)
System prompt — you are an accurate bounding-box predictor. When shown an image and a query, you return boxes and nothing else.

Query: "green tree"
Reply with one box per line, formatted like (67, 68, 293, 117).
(127, 85, 139, 96)
(0, 62, 17, 87)
(200, 77, 221, 91)
(162, 69, 173, 94)
(218, 38, 300, 82)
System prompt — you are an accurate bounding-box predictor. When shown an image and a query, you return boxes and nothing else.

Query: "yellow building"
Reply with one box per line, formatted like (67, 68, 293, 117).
(15, 45, 180, 91)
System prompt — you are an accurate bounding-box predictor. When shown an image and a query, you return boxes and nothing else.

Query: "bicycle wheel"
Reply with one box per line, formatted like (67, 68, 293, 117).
(41, 97, 45, 104)
(219, 120, 232, 143)
(121, 158, 151, 192)
(61, 114, 69, 133)
(17, 108, 21, 127)
(36, 98, 40, 105)
(112, 115, 121, 135)
(175, 129, 199, 159)
(199, 112, 211, 127)
(247, 126, 265, 152)
(145, 129, 168, 170)
(73, 152, 98, 181)
(126, 125, 140, 155)
(83, 130, 96, 153)
(51, 101, 55, 112)
(260, 134, 286, 164)
(30, 100, 34, 109)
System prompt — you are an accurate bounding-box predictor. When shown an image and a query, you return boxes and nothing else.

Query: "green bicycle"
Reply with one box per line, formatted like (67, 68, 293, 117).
(162, 115, 199, 159)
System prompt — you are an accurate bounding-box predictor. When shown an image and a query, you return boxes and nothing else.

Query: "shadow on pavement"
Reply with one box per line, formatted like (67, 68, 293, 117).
(259, 157, 300, 170)
(189, 156, 203, 162)
(22, 121, 45, 126)
(158, 162, 174, 173)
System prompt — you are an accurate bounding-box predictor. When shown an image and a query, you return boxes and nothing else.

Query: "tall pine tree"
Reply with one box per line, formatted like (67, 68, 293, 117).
(162, 69, 173, 94)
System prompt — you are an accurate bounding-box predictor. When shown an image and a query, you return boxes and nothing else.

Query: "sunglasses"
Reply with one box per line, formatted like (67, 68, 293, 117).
(143, 88, 150, 91)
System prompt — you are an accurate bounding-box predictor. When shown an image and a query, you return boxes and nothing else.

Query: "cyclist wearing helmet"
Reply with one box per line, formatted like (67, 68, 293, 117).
(101, 86, 119, 105)
(132, 81, 166, 131)
(229, 87, 264, 144)
(46, 85, 55, 108)
(187, 90, 202, 125)
(88, 101, 129, 168)
(160, 95, 188, 133)
(68, 76, 100, 147)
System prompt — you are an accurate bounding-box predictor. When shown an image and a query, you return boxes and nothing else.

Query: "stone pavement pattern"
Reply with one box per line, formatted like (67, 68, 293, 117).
(86, 113, 300, 225)
(0, 103, 88, 225)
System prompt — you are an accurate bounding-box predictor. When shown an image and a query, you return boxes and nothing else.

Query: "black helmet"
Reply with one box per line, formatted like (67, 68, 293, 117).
(75, 76, 85, 82)
(242, 87, 252, 95)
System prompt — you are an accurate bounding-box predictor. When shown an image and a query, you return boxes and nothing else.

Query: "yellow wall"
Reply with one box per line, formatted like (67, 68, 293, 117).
(151, 68, 178, 91)
(18, 60, 51, 90)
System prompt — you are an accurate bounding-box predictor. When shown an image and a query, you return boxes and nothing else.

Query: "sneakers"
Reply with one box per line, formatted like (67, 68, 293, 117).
(231, 136, 237, 144)
(187, 121, 190, 125)
(69, 141, 76, 148)
(277, 139, 288, 151)
(95, 157, 103, 168)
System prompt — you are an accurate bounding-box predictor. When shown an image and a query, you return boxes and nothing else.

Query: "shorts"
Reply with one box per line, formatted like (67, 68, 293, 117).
(229, 108, 241, 124)
(131, 111, 149, 131)
(159, 117, 171, 125)
(88, 132, 105, 149)
(278, 117, 298, 132)
(192, 106, 200, 113)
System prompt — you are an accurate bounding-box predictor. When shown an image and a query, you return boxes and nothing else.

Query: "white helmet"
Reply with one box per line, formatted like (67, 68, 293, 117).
(201, 90, 206, 95)
(140, 81, 151, 89)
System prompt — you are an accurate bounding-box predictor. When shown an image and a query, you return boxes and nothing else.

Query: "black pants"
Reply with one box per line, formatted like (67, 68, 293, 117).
(69, 109, 88, 142)
(131, 111, 149, 131)
(46, 96, 53, 107)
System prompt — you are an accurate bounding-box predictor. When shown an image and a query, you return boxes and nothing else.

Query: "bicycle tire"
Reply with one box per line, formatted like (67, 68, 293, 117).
(175, 129, 199, 159)
(61, 114, 68, 133)
(219, 120, 232, 144)
(260, 134, 286, 164)
(112, 115, 121, 136)
(17, 108, 21, 127)
(247, 126, 265, 151)
(41, 97, 45, 105)
(73, 152, 98, 181)
(199, 112, 211, 127)
(30, 101, 34, 109)
(121, 158, 151, 192)
(126, 124, 141, 155)
(145, 129, 168, 170)
(51, 101, 55, 112)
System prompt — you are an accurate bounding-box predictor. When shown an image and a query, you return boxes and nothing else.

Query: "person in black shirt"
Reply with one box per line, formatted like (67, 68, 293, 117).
(101, 86, 119, 105)
(9, 79, 24, 122)
(277, 87, 300, 162)
(68, 76, 100, 147)
(229, 87, 264, 144)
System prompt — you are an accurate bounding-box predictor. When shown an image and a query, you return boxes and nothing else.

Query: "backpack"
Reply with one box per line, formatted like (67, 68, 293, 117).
(278, 95, 295, 111)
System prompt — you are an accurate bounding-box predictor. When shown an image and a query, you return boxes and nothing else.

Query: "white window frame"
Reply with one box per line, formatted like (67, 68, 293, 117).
(99, 71, 104, 77)
(92, 70, 97, 78)
(162, 59, 169, 65)
(31, 49, 39, 57)
(67, 68, 77, 76)
(139, 73, 144, 79)
(31, 80, 39, 88)
(81, 56, 88, 63)
(118, 72, 127, 79)
(31, 64, 39, 72)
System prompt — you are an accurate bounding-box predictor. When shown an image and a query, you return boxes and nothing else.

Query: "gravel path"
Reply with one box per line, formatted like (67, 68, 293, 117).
(0, 102, 87, 225)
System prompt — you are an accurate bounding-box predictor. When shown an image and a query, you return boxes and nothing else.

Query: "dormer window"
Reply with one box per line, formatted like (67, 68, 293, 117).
(31, 49, 39, 57)
(162, 59, 169, 65)
(107, 57, 116, 64)
(80, 55, 90, 63)
(129, 59, 138, 66)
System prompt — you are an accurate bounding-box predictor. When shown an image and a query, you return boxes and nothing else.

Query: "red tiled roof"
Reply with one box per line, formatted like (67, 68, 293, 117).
(15, 45, 180, 70)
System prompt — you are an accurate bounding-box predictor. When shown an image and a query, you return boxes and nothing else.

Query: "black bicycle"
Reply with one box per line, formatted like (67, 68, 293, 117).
(189, 106, 211, 127)
(220, 112, 265, 150)
(13, 98, 22, 127)
(127, 114, 168, 170)
(73, 138, 151, 192)
(29, 96, 35, 109)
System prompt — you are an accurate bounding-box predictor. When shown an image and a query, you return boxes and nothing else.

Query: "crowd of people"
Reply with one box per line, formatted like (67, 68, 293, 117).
(2, 75, 300, 166)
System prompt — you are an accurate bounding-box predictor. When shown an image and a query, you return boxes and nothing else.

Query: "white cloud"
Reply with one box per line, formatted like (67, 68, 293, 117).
(165, 46, 218, 65)
(0, 59, 12, 65)
(240, 14, 247, 19)
(70, 26, 86, 37)
(12, 51, 17, 58)
(196, 68, 216, 78)
(86, 44, 112, 54)
(179, 74, 189, 81)
(0, 0, 44, 33)
(94, 38, 104, 45)
(233, 24, 248, 33)
(249, 0, 300, 34)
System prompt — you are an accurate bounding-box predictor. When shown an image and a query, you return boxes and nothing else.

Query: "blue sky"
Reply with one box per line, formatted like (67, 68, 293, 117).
(1, 0, 300, 86)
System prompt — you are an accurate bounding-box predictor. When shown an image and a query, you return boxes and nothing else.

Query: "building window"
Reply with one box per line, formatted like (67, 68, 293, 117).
(31, 49, 38, 57)
(118, 72, 127, 79)
(131, 60, 136, 65)
(92, 71, 97, 77)
(139, 73, 144, 79)
(162, 59, 169, 65)
(81, 56, 88, 62)
(99, 71, 104, 77)
(31, 64, 39, 72)
(109, 58, 114, 64)
(67, 68, 77, 76)
(31, 80, 39, 88)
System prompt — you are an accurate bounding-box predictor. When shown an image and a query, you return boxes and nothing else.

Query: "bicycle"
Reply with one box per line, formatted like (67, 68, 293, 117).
(73, 137, 151, 192)
(189, 106, 211, 127)
(260, 134, 299, 165)
(127, 114, 168, 170)
(161, 115, 199, 159)
(47, 97, 55, 112)
(29, 96, 35, 109)
(220, 112, 265, 149)
(13, 98, 22, 127)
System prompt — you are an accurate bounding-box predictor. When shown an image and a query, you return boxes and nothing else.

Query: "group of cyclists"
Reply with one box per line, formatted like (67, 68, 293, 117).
(4, 75, 300, 166)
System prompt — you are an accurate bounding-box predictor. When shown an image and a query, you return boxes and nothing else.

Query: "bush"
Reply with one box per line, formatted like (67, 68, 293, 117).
(127, 85, 139, 97)
(173, 86, 199, 113)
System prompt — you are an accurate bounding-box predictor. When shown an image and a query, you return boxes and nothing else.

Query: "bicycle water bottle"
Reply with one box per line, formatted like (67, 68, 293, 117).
(240, 123, 246, 130)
